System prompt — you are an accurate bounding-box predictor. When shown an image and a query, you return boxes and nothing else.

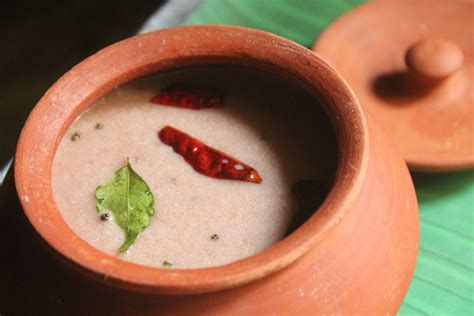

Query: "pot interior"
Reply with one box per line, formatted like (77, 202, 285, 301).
(51, 65, 338, 269)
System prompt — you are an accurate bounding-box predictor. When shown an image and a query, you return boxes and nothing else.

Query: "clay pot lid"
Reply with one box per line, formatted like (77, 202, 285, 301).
(313, 0, 473, 171)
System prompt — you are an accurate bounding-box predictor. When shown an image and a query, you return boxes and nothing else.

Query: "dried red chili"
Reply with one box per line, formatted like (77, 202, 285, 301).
(158, 126, 262, 183)
(150, 84, 223, 109)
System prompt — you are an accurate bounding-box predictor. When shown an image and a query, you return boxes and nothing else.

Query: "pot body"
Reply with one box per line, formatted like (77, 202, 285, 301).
(10, 26, 418, 314)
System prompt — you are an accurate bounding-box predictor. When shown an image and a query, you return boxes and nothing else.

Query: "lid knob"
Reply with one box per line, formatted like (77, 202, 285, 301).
(405, 38, 464, 79)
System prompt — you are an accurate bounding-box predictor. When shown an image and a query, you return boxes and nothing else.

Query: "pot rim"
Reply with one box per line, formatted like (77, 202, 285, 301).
(14, 25, 369, 294)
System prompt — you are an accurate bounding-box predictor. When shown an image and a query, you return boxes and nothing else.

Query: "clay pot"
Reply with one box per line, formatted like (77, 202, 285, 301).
(14, 26, 418, 314)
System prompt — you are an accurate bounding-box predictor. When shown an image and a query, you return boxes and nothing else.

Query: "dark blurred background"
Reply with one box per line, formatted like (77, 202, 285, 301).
(0, 0, 165, 166)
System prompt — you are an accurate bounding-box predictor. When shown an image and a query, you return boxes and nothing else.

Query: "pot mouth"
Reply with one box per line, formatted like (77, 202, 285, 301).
(14, 25, 368, 294)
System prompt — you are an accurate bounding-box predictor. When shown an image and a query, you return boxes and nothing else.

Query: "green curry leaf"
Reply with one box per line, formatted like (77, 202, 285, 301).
(95, 162, 155, 252)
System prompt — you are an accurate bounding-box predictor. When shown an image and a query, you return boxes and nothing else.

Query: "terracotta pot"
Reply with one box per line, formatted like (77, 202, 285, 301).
(14, 26, 419, 314)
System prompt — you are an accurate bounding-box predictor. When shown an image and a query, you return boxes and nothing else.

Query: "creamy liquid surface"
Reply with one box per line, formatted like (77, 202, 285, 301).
(52, 67, 337, 268)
